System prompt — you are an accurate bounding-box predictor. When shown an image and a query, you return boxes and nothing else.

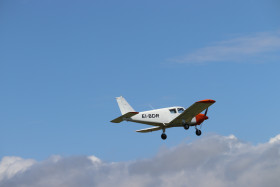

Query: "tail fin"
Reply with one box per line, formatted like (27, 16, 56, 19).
(116, 96, 135, 115)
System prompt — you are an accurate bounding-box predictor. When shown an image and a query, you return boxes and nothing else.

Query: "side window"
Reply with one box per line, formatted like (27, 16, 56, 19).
(169, 109, 177, 114)
(178, 108, 184, 113)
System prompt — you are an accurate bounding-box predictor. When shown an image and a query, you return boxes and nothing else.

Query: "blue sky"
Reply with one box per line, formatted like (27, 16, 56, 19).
(1, 0, 280, 166)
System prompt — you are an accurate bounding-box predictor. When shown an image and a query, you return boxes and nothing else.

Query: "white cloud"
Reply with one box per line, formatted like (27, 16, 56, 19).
(269, 134, 280, 144)
(0, 156, 36, 181)
(87, 155, 101, 164)
(1, 134, 280, 187)
(171, 31, 280, 64)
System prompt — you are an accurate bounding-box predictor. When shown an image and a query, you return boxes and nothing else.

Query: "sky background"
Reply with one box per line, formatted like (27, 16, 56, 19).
(0, 0, 280, 186)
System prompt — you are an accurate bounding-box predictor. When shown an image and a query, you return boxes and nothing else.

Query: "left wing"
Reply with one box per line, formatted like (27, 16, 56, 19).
(136, 125, 177, 133)
(169, 99, 215, 125)
(136, 126, 163, 133)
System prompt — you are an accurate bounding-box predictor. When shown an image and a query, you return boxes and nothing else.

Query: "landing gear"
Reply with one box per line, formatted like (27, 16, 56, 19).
(183, 124, 189, 130)
(161, 128, 167, 140)
(196, 129, 202, 136)
(161, 133, 167, 140)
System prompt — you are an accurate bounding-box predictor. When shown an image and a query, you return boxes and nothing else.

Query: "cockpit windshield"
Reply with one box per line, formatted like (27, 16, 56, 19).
(177, 108, 184, 113)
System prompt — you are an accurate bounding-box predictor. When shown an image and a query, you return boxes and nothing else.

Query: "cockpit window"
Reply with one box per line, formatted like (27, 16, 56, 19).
(169, 109, 177, 114)
(178, 108, 184, 113)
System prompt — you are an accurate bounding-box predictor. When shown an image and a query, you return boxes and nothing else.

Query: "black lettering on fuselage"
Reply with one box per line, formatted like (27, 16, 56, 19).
(142, 114, 159, 118)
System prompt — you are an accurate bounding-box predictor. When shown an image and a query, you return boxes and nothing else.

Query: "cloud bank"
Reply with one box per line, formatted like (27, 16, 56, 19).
(1, 134, 280, 187)
(172, 31, 280, 64)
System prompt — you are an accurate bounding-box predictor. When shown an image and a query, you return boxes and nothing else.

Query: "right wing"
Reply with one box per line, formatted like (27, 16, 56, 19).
(111, 112, 139, 123)
(169, 99, 215, 125)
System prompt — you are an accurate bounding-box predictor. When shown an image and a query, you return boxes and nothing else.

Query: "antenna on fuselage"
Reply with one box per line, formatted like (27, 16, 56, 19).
(148, 104, 155, 110)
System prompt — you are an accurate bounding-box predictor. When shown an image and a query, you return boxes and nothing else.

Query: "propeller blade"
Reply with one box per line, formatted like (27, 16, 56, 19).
(204, 108, 208, 116)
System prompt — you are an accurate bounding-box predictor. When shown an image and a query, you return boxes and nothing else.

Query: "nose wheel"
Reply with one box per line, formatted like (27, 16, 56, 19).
(195, 129, 202, 136)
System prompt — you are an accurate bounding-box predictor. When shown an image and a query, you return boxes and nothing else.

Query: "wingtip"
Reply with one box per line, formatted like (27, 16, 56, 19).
(197, 99, 216, 103)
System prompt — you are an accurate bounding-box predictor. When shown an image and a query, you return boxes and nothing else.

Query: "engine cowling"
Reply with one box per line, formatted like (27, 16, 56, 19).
(195, 113, 208, 125)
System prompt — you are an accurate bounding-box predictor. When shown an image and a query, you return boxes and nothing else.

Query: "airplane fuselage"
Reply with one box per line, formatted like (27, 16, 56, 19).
(127, 106, 197, 126)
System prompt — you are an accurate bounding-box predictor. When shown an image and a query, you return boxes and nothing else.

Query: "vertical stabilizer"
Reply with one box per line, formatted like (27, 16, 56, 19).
(116, 96, 135, 115)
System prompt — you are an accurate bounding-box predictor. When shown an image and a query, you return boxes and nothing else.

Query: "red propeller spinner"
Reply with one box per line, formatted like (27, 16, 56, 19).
(195, 108, 209, 125)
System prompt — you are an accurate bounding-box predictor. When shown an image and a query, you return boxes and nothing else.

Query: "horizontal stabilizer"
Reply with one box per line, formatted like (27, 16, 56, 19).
(111, 112, 139, 123)
(136, 126, 163, 133)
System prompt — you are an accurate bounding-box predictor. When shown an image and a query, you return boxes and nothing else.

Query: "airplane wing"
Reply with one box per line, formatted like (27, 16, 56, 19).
(136, 126, 163, 133)
(169, 99, 215, 125)
(136, 125, 178, 133)
(111, 112, 139, 123)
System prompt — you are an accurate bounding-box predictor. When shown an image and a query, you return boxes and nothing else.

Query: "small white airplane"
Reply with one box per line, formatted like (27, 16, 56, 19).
(111, 96, 216, 140)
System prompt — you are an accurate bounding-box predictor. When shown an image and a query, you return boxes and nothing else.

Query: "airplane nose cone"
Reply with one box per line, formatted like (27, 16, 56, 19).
(196, 114, 208, 125)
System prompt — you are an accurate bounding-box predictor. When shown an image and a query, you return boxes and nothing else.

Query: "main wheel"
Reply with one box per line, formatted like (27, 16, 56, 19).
(161, 133, 167, 140)
(184, 124, 189, 130)
(196, 129, 202, 136)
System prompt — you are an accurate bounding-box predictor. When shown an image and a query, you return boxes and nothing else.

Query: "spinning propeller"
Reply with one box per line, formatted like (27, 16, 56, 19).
(204, 108, 209, 120)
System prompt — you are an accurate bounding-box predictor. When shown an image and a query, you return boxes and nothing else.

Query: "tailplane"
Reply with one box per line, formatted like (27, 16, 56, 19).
(116, 96, 135, 115)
